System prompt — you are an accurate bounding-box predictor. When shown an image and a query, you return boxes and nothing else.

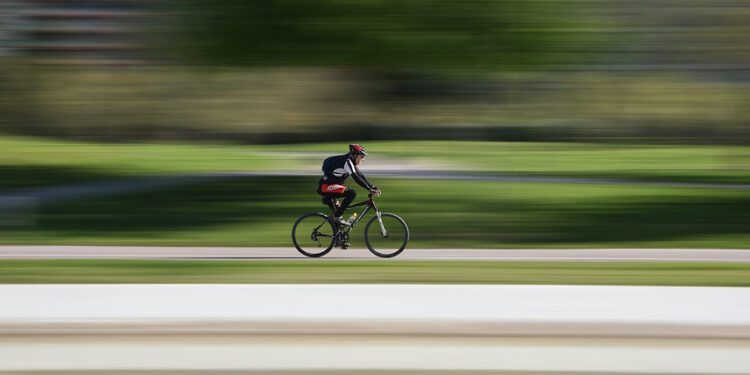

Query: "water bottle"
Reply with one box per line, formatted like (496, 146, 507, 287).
(348, 212, 358, 223)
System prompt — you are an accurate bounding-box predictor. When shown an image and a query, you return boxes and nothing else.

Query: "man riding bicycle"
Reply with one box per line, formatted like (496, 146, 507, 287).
(318, 144, 382, 226)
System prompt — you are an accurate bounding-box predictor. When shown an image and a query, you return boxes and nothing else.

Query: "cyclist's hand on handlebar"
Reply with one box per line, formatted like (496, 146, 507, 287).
(369, 187, 382, 197)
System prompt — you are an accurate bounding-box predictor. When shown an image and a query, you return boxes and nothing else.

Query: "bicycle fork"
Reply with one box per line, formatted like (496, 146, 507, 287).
(376, 210, 389, 238)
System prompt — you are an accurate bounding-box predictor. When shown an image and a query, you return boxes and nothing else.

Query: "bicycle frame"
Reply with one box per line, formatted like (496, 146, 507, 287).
(342, 194, 378, 228)
(313, 194, 388, 243)
(337, 194, 389, 237)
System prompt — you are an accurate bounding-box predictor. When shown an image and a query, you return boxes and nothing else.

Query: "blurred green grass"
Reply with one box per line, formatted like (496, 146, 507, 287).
(271, 140, 750, 184)
(0, 136, 296, 192)
(2, 177, 748, 248)
(1, 259, 749, 286)
(1, 136, 749, 194)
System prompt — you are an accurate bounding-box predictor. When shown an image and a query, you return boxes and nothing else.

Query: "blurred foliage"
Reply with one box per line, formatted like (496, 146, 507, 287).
(608, 0, 750, 67)
(2, 1, 749, 143)
(2, 65, 747, 144)
(171, 0, 592, 71)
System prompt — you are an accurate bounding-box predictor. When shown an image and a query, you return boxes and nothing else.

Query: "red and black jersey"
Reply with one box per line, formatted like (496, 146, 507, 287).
(319, 154, 374, 190)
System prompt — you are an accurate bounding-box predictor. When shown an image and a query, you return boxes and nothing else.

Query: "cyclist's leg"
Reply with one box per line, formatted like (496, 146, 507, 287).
(335, 188, 356, 217)
(319, 184, 355, 218)
(317, 183, 334, 211)
(318, 184, 346, 215)
(318, 185, 355, 248)
(320, 195, 337, 212)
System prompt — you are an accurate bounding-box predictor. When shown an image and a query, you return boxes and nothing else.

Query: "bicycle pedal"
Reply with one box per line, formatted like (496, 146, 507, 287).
(340, 243, 350, 249)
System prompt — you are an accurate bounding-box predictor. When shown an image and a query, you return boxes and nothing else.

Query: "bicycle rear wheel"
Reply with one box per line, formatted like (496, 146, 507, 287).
(364, 212, 409, 258)
(292, 212, 335, 257)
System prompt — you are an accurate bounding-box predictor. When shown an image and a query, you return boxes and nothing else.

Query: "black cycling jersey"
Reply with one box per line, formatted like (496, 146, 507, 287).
(319, 154, 374, 190)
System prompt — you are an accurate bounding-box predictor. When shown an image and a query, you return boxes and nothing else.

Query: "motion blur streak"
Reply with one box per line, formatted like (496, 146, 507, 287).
(0, 1, 749, 373)
(0, 0, 748, 143)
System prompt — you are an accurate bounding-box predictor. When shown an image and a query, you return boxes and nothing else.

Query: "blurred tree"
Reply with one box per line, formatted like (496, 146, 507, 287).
(172, 0, 590, 72)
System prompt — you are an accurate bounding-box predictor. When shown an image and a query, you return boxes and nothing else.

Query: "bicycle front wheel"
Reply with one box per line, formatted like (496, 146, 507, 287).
(292, 212, 335, 257)
(364, 212, 409, 258)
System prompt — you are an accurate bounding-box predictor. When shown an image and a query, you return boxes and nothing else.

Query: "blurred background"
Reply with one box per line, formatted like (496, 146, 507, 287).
(1, 3, 750, 374)
(0, 0, 748, 249)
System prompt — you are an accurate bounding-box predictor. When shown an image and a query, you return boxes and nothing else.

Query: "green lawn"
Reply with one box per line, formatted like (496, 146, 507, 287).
(0, 136, 299, 192)
(2, 259, 749, 286)
(2, 177, 748, 248)
(2, 136, 748, 248)
(270, 140, 750, 184)
(1, 136, 749, 194)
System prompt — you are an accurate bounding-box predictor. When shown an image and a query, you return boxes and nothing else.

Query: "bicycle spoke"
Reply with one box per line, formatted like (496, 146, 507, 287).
(292, 213, 336, 257)
(365, 213, 409, 258)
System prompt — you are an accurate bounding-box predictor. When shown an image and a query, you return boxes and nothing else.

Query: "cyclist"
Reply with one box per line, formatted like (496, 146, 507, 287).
(318, 144, 381, 226)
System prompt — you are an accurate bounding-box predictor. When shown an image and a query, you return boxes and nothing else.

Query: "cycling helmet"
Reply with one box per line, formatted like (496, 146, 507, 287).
(349, 144, 367, 156)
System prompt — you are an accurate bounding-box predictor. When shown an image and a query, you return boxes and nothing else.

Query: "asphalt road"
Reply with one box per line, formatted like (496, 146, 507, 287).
(3, 284, 750, 373)
(0, 246, 748, 261)
(4, 335, 749, 374)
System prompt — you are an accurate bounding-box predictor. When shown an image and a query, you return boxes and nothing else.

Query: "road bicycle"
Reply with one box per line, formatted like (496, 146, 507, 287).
(292, 193, 409, 258)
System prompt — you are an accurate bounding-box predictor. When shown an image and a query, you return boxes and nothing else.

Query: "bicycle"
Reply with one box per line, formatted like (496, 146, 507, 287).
(291, 193, 409, 258)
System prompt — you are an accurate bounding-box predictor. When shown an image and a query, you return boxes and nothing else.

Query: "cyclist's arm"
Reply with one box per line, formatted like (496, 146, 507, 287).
(345, 159, 375, 190)
(356, 166, 376, 190)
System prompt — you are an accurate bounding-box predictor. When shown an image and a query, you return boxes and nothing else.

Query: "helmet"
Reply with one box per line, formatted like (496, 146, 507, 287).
(349, 144, 367, 156)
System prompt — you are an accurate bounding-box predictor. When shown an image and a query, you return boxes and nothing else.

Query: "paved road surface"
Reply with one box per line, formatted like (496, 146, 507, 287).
(2, 284, 750, 373)
(0, 246, 748, 261)
(4, 335, 749, 374)
(5, 284, 748, 325)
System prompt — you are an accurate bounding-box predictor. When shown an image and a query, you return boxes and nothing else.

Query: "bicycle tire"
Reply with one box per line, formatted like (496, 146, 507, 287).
(364, 212, 409, 258)
(292, 212, 335, 257)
